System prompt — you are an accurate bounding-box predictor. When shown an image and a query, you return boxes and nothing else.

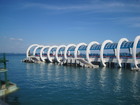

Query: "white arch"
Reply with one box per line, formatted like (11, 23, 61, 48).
(74, 43, 87, 59)
(33, 45, 44, 56)
(40, 46, 50, 62)
(132, 35, 140, 68)
(100, 40, 113, 67)
(26, 44, 39, 58)
(47, 46, 58, 62)
(116, 38, 129, 67)
(86, 41, 100, 63)
(55, 45, 66, 62)
(64, 44, 76, 59)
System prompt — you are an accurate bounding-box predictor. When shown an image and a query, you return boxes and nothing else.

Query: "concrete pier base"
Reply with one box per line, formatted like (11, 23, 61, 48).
(0, 82, 18, 97)
(23, 56, 140, 71)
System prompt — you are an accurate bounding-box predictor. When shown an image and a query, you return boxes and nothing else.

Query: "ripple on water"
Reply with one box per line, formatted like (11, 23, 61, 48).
(1, 54, 140, 105)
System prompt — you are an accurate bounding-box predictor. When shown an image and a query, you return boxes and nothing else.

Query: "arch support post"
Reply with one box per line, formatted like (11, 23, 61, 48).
(100, 40, 113, 67)
(40, 46, 50, 62)
(26, 44, 39, 58)
(74, 43, 87, 59)
(47, 46, 58, 62)
(132, 36, 140, 68)
(55, 45, 66, 63)
(64, 44, 76, 60)
(33, 45, 44, 56)
(86, 41, 99, 63)
(116, 38, 129, 68)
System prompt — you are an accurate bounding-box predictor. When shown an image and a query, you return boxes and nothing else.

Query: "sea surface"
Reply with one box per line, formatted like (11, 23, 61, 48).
(1, 54, 140, 105)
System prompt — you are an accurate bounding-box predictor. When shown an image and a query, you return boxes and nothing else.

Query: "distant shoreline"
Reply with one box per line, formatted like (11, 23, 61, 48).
(0, 53, 26, 55)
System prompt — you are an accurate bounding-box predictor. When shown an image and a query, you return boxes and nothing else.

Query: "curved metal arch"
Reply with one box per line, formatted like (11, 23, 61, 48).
(64, 44, 76, 59)
(26, 44, 39, 58)
(100, 40, 113, 67)
(33, 45, 44, 56)
(47, 46, 58, 62)
(132, 35, 140, 68)
(74, 43, 87, 59)
(86, 41, 100, 63)
(40, 46, 50, 62)
(55, 45, 66, 63)
(116, 38, 129, 67)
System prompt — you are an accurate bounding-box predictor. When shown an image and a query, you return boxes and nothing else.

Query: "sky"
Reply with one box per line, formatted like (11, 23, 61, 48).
(0, 0, 140, 53)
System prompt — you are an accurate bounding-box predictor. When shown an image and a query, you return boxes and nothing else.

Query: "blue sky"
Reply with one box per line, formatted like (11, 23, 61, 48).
(0, 0, 140, 53)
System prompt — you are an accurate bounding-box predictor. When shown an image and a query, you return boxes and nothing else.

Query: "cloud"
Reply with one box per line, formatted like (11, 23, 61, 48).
(0, 36, 25, 53)
(119, 17, 140, 28)
(133, 23, 140, 27)
(23, 1, 140, 13)
(9, 37, 23, 41)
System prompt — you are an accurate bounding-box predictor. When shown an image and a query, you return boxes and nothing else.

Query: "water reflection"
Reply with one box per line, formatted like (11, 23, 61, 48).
(5, 54, 140, 105)
(38, 63, 47, 80)
(85, 68, 92, 86)
(132, 71, 139, 99)
(73, 68, 79, 84)
(63, 66, 69, 82)
(1, 95, 20, 105)
(114, 68, 122, 93)
(54, 65, 61, 81)
(99, 67, 107, 89)
(46, 63, 54, 81)
(23, 62, 140, 105)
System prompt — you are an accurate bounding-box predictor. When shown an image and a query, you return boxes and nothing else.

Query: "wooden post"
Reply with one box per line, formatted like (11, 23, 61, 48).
(3, 53, 6, 69)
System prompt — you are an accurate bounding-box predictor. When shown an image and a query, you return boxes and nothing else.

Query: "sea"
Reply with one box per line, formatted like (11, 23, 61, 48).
(0, 54, 140, 105)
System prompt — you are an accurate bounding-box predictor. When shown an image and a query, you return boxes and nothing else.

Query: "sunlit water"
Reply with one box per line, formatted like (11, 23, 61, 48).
(1, 54, 140, 105)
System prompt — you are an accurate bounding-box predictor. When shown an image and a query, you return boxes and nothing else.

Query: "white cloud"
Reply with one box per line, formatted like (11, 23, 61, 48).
(132, 23, 140, 28)
(120, 17, 140, 28)
(9, 37, 23, 41)
(23, 1, 140, 13)
(0, 36, 25, 53)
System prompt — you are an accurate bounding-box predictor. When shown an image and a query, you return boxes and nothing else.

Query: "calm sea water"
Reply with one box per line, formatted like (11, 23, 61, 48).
(1, 54, 140, 105)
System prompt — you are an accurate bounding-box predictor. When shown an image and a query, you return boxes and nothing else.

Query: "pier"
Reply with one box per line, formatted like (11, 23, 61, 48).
(23, 35, 140, 70)
(0, 54, 18, 97)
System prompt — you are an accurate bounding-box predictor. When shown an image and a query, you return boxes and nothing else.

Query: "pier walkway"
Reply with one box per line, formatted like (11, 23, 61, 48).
(59, 58, 98, 68)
